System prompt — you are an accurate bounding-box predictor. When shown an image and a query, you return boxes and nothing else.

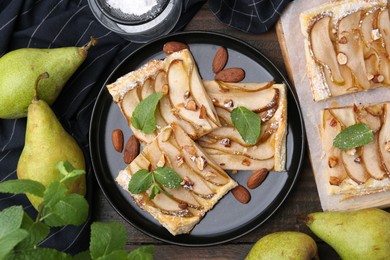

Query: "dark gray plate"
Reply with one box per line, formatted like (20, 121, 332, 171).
(89, 31, 305, 246)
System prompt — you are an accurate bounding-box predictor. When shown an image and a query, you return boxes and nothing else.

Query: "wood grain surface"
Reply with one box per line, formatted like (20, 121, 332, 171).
(92, 2, 339, 259)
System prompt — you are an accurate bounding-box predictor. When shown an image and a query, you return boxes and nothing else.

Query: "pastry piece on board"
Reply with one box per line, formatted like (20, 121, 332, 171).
(107, 49, 221, 143)
(116, 123, 237, 235)
(300, 0, 390, 101)
(197, 81, 287, 171)
(320, 102, 390, 199)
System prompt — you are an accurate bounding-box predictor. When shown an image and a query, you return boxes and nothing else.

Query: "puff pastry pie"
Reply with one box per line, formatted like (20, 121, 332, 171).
(116, 123, 237, 235)
(300, 0, 390, 101)
(321, 102, 390, 198)
(197, 81, 287, 171)
(107, 49, 221, 143)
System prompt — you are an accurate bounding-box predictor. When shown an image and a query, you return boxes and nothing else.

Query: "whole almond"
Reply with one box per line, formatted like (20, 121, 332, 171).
(231, 185, 251, 204)
(215, 68, 245, 83)
(247, 168, 269, 189)
(123, 135, 140, 164)
(163, 41, 189, 54)
(112, 129, 124, 153)
(212, 47, 228, 73)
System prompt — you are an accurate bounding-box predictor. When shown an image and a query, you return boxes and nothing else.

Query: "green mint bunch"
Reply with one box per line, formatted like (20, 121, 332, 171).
(0, 161, 154, 259)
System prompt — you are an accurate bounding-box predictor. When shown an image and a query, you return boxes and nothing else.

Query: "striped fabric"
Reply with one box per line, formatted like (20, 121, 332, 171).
(208, 0, 291, 33)
(0, 0, 204, 254)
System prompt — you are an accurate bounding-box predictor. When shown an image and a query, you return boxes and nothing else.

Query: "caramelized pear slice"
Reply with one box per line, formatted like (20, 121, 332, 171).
(204, 153, 274, 171)
(328, 107, 356, 127)
(378, 8, 390, 58)
(310, 15, 344, 83)
(378, 103, 390, 174)
(356, 105, 382, 133)
(361, 8, 390, 84)
(197, 128, 274, 160)
(203, 80, 278, 112)
(341, 149, 370, 184)
(362, 136, 386, 180)
(337, 11, 370, 89)
(170, 123, 231, 186)
(321, 110, 348, 185)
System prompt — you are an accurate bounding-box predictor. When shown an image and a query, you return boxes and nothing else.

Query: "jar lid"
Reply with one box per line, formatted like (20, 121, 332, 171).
(96, 0, 169, 25)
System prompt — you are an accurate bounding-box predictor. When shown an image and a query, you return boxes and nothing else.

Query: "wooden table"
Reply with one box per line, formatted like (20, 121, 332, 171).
(92, 3, 339, 259)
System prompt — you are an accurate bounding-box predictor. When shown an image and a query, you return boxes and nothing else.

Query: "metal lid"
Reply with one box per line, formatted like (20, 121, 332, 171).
(96, 0, 169, 25)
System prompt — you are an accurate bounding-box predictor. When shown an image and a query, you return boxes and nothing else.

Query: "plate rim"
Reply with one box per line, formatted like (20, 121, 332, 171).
(89, 30, 306, 246)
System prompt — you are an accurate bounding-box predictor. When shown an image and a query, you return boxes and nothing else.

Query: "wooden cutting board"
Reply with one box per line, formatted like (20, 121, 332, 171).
(275, 0, 390, 211)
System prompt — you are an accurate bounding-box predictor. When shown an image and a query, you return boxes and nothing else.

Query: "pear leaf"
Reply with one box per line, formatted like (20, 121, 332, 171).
(56, 161, 86, 184)
(90, 222, 127, 259)
(231, 106, 261, 145)
(127, 245, 154, 260)
(153, 167, 182, 189)
(0, 179, 45, 197)
(128, 169, 153, 194)
(333, 123, 374, 150)
(131, 92, 163, 134)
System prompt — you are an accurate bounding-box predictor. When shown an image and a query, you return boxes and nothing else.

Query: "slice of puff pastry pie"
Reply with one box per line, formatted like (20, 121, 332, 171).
(116, 123, 237, 235)
(107, 49, 221, 143)
(300, 0, 390, 101)
(197, 81, 288, 171)
(321, 102, 390, 199)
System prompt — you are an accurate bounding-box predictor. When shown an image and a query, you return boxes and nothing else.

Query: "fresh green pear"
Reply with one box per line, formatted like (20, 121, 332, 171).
(17, 73, 86, 210)
(305, 208, 390, 260)
(0, 38, 96, 119)
(245, 231, 318, 260)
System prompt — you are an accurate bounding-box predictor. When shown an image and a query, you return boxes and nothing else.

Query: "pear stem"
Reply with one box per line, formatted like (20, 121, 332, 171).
(83, 36, 97, 52)
(33, 72, 49, 101)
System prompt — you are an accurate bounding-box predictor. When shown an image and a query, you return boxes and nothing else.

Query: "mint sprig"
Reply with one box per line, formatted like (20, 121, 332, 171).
(0, 160, 154, 259)
(128, 167, 182, 199)
(333, 123, 374, 150)
(231, 106, 261, 145)
(131, 92, 164, 134)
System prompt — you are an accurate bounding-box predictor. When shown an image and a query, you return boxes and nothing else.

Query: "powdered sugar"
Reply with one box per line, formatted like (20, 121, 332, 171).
(106, 0, 158, 16)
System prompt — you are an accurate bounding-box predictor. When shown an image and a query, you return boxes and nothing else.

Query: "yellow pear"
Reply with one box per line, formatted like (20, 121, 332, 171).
(17, 73, 86, 209)
(246, 231, 318, 260)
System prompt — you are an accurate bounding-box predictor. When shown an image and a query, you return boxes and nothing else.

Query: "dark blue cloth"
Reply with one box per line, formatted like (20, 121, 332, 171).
(0, 0, 204, 254)
(208, 0, 291, 33)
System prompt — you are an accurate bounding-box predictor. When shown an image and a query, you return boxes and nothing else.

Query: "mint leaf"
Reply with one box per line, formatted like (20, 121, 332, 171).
(231, 106, 261, 145)
(0, 229, 29, 259)
(0, 206, 24, 238)
(57, 161, 85, 184)
(127, 245, 154, 260)
(7, 247, 72, 260)
(149, 184, 162, 200)
(153, 167, 182, 189)
(98, 250, 127, 260)
(44, 194, 88, 227)
(73, 251, 92, 260)
(15, 213, 49, 250)
(0, 179, 45, 197)
(90, 222, 127, 259)
(42, 181, 67, 209)
(333, 123, 374, 150)
(128, 169, 153, 194)
(131, 92, 163, 134)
